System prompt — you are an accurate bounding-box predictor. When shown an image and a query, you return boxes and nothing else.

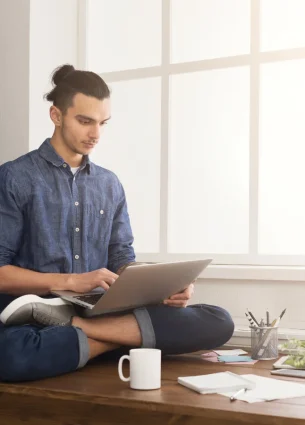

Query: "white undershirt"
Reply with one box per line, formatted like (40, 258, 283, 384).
(71, 167, 80, 175)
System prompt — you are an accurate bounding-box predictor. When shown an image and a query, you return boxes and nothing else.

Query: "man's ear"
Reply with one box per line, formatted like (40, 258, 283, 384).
(50, 106, 62, 127)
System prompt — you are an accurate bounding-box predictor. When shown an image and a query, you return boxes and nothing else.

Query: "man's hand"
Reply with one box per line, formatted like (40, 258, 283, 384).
(163, 281, 195, 308)
(67, 268, 119, 293)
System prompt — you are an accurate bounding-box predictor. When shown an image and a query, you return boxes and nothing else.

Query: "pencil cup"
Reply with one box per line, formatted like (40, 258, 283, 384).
(250, 326, 278, 360)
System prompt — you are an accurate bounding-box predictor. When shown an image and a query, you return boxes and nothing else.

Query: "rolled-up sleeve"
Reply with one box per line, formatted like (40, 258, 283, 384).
(0, 165, 24, 267)
(107, 182, 136, 273)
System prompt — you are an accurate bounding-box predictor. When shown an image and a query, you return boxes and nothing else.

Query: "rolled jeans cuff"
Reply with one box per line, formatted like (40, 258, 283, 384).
(73, 326, 90, 369)
(133, 307, 156, 348)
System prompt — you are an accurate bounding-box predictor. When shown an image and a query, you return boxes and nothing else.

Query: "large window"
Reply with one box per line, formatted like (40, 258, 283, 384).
(82, 0, 305, 266)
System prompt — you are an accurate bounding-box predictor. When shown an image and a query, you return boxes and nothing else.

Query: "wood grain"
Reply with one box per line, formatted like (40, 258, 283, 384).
(0, 352, 305, 425)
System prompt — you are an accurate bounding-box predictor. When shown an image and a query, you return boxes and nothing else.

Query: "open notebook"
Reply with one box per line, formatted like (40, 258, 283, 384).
(220, 374, 305, 403)
(178, 372, 255, 394)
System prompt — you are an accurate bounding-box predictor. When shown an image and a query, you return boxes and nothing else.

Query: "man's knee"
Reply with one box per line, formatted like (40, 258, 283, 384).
(0, 325, 80, 382)
(144, 303, 234, 354)
(189, 304, 235, 349)
(212, 306, 235, 346)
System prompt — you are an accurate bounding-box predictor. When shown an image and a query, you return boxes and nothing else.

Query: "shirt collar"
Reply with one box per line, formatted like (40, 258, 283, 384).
(38, 138, 91, 174)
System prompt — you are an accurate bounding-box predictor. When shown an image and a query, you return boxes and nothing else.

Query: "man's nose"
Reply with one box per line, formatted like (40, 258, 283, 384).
(88, 125, 100, 140)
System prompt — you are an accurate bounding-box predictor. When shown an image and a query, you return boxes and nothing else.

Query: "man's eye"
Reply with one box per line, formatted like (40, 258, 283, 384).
(100, 122, 108, 126)
(80, 120, 90, 125)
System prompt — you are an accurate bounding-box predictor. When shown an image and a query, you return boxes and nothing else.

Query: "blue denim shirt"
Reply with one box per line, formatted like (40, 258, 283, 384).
(0, 138, 135, 276)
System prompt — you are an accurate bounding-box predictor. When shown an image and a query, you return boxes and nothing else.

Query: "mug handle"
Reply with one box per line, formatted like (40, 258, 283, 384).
(118, 355, 131, 382)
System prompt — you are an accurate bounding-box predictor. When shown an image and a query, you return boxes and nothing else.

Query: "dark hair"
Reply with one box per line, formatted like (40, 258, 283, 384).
(44, 64, 110, 113)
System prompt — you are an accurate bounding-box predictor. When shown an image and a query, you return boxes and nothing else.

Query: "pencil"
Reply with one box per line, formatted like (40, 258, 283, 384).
(266, 310, 270, 326)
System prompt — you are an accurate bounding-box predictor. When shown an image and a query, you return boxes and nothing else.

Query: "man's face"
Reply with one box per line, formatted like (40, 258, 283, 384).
(57, 93, 111, 156)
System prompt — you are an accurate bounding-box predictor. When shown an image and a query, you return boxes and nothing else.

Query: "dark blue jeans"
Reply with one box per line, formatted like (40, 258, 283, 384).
(0, 303, 234, 382)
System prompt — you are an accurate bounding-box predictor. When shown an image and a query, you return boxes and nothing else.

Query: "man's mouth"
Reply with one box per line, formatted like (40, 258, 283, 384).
(83, 142, 96, 148)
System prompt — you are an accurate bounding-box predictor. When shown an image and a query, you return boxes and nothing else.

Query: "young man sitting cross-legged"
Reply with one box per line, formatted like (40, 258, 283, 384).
(0, 64, 234, 382)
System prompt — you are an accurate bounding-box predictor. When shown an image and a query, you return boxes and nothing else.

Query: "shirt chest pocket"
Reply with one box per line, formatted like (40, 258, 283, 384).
(85, 203, 113, 243)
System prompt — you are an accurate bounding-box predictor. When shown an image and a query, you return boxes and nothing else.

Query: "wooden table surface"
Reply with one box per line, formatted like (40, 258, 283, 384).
(1, 353, 305, 425)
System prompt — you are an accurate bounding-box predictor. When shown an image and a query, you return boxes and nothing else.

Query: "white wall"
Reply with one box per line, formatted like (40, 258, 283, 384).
(29, 0, 78, 151)
(0, 0, 78, 163)
(192, 278, 296, 328)
(0, 0, 30, 164)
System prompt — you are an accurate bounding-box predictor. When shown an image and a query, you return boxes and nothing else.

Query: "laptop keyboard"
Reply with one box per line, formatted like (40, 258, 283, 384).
(74, 294, 103, 306)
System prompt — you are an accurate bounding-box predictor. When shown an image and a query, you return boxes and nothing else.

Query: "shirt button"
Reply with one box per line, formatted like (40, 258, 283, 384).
(75, 255, 79, 260)
(75, 228, 80, 232)
(63, 163, 67, 168)
(100, 210, 104, 215)
(75, 202, 79, 206)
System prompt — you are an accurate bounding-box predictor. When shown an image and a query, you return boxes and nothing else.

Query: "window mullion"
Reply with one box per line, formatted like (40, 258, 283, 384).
(249, 0, 261, 258)
(160, 0, 171, 255)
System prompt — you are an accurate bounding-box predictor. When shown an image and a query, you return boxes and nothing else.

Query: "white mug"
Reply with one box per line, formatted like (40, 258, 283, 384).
(118, 348, 161, 390)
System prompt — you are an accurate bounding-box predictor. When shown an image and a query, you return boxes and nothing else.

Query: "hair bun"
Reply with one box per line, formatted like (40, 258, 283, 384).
(52, 64, 75, 86)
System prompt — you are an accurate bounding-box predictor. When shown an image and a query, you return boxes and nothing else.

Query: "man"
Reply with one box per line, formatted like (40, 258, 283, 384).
(0, 64, 234, 382)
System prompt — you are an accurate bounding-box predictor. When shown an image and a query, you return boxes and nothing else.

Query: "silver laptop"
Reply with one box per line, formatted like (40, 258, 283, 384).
(52, 259, 212, 317)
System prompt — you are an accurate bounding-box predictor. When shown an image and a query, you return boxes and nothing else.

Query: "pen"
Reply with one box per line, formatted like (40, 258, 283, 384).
(266, 309, 270, 326)
(280, 308, 286, 320)
(230, 388, 247, 402)
(245, 313, 260, 336)
(247, 309, 259, 327)
(245, 312, 257, 327)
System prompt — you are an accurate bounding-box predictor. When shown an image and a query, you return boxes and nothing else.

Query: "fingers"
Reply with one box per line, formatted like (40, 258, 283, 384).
(169, 291, 190, 300)
(98, 268, 119, 286)
(169, 284, 194, 300)
(89, 281, 110, 291)
(101, 268, 119, 280)
(162, 283, 195, 307)
(163, 299, 188, 308)
(103, 276, 116, 285)
(99, 281, 110, 290)
(189, 282, 195, 293)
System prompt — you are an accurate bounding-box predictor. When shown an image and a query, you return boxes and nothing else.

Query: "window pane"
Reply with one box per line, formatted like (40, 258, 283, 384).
(90, 78, 161, 253)
(261, 0, 305, 52)
(87, 0, 162, 72)
(170, 0, 250, 63)
(168, 68, 250, 253)
(259, 60, 305, 255)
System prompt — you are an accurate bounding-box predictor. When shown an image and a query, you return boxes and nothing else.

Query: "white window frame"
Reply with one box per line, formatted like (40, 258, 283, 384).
(77, 0, 305, 281)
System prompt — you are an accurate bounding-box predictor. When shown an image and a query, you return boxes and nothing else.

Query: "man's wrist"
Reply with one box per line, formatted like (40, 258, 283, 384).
(50, 272, 74, 291)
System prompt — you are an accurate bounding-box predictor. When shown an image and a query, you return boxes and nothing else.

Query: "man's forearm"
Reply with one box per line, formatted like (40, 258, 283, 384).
(0, 265, 71, 296)
(0, 262, 156, 296)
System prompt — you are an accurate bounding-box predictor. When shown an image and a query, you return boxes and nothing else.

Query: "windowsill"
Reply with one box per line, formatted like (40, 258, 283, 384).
(201, 265, 305, 282)
(228, 325, 305, 348)
(135, 255, 305, 281)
